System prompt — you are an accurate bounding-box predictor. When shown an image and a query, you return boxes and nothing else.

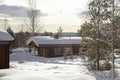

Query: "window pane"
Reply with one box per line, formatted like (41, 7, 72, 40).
(55, 48, 61, 55)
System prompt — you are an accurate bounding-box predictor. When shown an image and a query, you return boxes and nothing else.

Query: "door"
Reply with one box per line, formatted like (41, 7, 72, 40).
(0, 44, 9, 69)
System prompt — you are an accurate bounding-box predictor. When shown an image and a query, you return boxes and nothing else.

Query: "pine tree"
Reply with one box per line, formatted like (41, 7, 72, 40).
(7, 27, 14, 37)
(78, 0, 113, 70)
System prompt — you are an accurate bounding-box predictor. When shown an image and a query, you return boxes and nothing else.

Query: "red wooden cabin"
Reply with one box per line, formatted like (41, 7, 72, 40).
(0, 30, 14, 69)
(27, 36, 82, 57)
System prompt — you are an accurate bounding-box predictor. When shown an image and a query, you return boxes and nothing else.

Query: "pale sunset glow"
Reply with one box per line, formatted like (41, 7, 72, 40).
(0, 0, 89, 32)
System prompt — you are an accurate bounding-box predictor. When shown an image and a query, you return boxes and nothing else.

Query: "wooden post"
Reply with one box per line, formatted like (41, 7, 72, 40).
(29, 46, 32, 53)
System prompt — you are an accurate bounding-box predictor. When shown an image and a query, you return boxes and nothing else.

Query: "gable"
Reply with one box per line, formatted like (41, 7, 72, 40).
(28, 41, 38, 47)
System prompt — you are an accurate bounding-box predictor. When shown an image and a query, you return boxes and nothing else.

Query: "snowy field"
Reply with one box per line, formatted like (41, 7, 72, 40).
(0, 48, 120, 80)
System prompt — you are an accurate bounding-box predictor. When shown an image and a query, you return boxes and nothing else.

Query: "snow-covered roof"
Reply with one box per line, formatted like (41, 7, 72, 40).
(0, 30, 14, 41)
(52, 32, 78, 37)
(27, 36, 82, 47)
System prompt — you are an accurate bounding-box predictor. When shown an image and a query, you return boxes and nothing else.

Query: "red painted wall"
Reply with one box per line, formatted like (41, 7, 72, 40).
(38, 46, 80, 57)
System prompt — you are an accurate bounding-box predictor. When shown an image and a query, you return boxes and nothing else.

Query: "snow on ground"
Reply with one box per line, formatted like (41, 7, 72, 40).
(0, 48, 120, 80)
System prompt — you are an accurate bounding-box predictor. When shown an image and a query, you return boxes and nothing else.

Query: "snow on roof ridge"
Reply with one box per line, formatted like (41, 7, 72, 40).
(58, 37, 82, 40)
(30, 36, 82, 41)
(0, 30, 14, 41)
(0, 29, 9, 33)
(27, 36, 82, 46)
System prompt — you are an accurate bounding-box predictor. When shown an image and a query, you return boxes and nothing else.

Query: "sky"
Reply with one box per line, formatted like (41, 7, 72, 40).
(0, 0, 89, 32)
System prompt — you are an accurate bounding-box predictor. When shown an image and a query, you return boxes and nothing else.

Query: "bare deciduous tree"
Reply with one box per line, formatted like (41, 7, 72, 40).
(57, 26, 63, 36)
(25, 0, 42, 36)
(2, 16, 10, 31)
(17, 24, 25, 32)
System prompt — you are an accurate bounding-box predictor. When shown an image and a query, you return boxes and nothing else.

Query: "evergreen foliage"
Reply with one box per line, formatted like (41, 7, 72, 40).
(13, 31, 30, 48)
(77, 0, 120, 70)
(7, 27, 14, 38)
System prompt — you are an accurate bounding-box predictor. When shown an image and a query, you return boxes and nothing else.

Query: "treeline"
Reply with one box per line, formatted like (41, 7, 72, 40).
(7, 27, 65, 48)
(78, 0, 120, 71)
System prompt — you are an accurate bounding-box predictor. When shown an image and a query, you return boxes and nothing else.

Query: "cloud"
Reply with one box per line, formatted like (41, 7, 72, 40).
(0, 5, 48, 17)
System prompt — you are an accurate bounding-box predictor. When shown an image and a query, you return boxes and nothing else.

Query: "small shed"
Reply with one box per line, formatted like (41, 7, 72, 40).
(27, 36, 83, 57)
(0, 30, 14, 69)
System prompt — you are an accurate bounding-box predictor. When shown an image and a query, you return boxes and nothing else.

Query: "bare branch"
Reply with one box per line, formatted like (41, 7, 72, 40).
(25, 0, 42, 36)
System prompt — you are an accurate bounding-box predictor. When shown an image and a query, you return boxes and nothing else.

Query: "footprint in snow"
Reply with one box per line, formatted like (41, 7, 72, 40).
(28, 69, 32, 70)
(18, 61, 24, 64)
(20, 68, 24, 70)
(35, 69, 39, 71)
(54, 72, 60, 74)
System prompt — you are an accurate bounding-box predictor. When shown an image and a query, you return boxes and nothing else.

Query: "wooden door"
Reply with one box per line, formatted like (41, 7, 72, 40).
(0, 44, 9, 69)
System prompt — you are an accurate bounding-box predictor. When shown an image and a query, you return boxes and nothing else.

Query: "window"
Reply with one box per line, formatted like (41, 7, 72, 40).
(64, 47, 73, 59)
(55, 48, 61, 55)
(65, 47, 72, 54)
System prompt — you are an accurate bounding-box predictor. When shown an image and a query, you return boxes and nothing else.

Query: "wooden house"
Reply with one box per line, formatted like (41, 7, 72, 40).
(27, 36, 83, 57)
(0, 30, 14, 69)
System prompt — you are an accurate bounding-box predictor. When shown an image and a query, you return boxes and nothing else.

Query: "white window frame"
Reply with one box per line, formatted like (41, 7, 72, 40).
(55, 48, 61, 55)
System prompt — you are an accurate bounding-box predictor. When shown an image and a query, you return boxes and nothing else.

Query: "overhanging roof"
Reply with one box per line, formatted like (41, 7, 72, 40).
(27, 36, 82, 47)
